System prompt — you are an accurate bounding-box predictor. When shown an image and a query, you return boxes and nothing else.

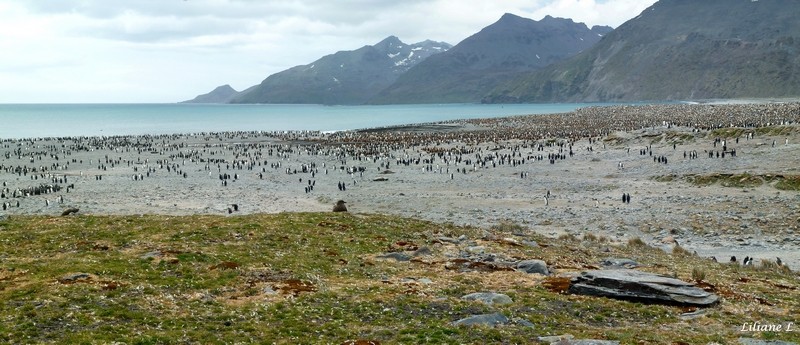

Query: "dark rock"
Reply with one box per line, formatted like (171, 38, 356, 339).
(599, 258, 639, 269)
(516, 259, 549, 275)
(58, 273, 92, 284)
(569, 269, 719, 306)
(451, 312, 509, 327)
(376, 252, 411, 262)
(512, 318, 535, 328)
(461, 292, 513, 306)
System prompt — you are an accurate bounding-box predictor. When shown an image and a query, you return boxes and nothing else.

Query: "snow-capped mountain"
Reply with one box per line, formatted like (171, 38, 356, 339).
(224, 36, 452, 105)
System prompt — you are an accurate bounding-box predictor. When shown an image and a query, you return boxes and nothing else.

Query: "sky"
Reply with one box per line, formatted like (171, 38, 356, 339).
(0, 0, 657, 103)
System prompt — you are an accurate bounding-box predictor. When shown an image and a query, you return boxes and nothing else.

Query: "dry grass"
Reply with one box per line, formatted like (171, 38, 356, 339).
(0, 213, 798, 344)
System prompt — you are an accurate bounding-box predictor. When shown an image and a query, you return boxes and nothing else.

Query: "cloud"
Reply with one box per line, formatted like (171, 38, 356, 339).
(0, 0, 657, 103)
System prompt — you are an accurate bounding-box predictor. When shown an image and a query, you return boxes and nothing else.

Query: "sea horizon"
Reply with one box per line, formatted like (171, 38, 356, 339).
(0, 102, 622, 140)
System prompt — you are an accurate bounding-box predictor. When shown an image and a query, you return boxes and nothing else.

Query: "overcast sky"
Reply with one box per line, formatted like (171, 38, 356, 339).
(0, 0, 657, 103)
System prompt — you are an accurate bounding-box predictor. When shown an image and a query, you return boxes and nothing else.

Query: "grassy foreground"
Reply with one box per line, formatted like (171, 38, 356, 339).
(0, 213, 798, 344)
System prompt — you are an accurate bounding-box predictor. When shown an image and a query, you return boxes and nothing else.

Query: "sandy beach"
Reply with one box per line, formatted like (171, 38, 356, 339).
(2, 102, 799, 269)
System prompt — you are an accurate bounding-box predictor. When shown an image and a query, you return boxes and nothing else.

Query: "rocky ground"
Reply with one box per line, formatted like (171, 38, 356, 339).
(2, 103, 799, 270)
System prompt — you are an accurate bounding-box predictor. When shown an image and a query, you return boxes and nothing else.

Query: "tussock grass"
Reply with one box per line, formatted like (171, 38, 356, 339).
(0, 213, 798, 344)
(627, 237, 648, 247)
(653, 173, 800, 191)
(489, 220, 526, 234)
(672, 244, 693, 257)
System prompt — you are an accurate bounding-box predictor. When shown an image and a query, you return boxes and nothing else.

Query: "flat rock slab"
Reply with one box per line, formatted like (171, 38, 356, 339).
(569, 269, 719, 307)
(451, 312, 509, 327)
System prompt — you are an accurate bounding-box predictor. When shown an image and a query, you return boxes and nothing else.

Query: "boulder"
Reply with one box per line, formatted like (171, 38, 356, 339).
(569, 269, 719, 306)
(516, 259, 549, 275)
(461, 292, 513, 306)
(451, 312, 509, 327)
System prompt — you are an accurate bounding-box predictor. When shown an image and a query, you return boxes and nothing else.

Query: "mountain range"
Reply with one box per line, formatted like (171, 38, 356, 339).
(184, 14, 607, 105)
(185, 0, 800, 105)
(484, 0, 800, 103)
(220, 37, 449, 105)
(368, 14, 611, 104)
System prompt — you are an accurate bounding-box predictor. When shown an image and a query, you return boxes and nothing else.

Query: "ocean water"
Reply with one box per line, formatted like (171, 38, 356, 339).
(0, 103, 606, 139)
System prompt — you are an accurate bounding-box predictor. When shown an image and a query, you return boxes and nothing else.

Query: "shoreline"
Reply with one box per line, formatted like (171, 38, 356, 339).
(2, 102, 800, 270)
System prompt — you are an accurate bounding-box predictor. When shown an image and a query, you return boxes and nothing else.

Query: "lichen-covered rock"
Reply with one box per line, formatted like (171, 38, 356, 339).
(461, 292, 513, 306)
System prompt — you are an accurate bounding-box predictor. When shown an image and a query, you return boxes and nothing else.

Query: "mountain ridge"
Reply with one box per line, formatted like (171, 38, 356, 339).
(225, 36, 451, 105)
(483, 0, 800, 103)
(368, 13, 612, 104)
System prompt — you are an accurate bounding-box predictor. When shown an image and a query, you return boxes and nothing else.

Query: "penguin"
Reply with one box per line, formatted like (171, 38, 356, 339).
(730, 256, 737, 264)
